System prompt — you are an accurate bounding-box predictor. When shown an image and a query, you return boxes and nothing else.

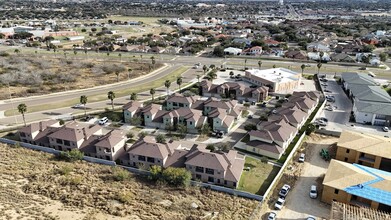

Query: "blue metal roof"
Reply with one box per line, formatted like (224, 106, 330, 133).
(344, 164, 391, 206)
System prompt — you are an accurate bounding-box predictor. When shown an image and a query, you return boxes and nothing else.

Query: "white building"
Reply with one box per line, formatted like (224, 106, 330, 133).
(244, 68, 302, 93)
(224, 47, 242, 55)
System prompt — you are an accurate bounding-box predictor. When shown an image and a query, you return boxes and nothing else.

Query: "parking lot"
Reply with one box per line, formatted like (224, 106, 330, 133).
(271, 135, 337, 220)
(318, 77, 352, 129)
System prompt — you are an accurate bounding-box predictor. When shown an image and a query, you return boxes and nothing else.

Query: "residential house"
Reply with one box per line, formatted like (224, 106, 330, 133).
(307, 42, 331, 52)
(18, 120, 61, 147)
(330, 201, 391, 220)
(93, 130, 127, 161)
(47, 121, 102, 151)
(330, 53, 356, 63)
(123, 100, 143, 123)
(149, 46, 165, 53)
(224, 47, 242, 55)
(335, 130, 391, 172)
(321, 159, 391, 211)
(341, 72, 391, 126)
(264, 39, 280, 47)
(165, 93, 199, 110)
(185, 146, 245, 188)
(284, 50, 307, 60)
(200, 80, 269, 102)
(163, 108, 207, 133)
(307, 52, 331, 62)
(121, 136, 186, 168)
(243, 46, 262, 56)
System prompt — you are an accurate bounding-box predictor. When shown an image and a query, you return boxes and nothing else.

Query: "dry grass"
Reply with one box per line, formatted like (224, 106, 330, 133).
(0, 144, 258, 219)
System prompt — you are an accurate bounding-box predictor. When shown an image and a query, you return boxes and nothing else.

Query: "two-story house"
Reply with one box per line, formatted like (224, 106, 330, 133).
(165, 93, 199, 110)
(185, 146, 245, 188)
(123, 101, 143, 123)
(18, 120, 61, 147)
(94, 130, 127, 161)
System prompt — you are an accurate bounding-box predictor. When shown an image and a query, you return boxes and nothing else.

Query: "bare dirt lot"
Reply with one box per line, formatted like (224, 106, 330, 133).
(0, 144, 258, 220)
(262, 134, 338, 220)
(0, 54, 161, 99)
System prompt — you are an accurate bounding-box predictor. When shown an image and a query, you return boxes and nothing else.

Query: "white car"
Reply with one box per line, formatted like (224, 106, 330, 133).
(307, 215, 316, 220)
(98, 117, 109, 125)
(274, 197, 285, 210)
(310, 185, 318, 199)
(325, 106, 333, 111)
(278, 184, 291, 197)
(72, 103, 85, 109)
(383, 127, 389, 132)
(298, 153, 305, 162)
(267, 212, 277, 220)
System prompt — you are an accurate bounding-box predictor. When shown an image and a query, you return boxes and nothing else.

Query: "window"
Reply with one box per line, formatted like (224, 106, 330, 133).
(147, 157, 155, 163)
(189, 121, 192, 125)
(138, 155, 146, 161)
(224, 180, 227, 185)
(334, 189, 339, 194)
(56, 139, 62, 144)
(346, 149, 350, 153)
(20, 133, 26, 137)
(208, 176, 214, 183)
(146, 116, 149, 118)
(63, 140, 70, 146)
(195, 166, 204, 173)
(205, 168, 214, 175)
(195, 174, 202, 180)
(344, 157, 348, 162)
(217, 179, 220, 184)
(233, 182, 236, 187)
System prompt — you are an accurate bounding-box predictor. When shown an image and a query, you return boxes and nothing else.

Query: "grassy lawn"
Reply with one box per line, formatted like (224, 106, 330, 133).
(238, 157, 280, 195)
(5, 66, 190, 116)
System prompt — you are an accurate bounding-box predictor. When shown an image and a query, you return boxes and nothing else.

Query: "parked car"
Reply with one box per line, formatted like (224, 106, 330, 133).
(274, 197, 285, 210)
(310, 185, 318, 199)
(324, 89, 331, 93)
(321, 83, 327, 86)
(261, 102, 267, 107)
(98, 117, 109, 125)
(267, 212, 277, 220)
(359, 67, 367, 70)
(325, 106, 333, 111)
(72, 103, 85, 109)
(383, 127, 389, 132)
(298, 153, 305, 162)
(315, 120, 327, 126)
(278, 184, 291, 197)
(247, 115, 253, 119)
(307, 216, 316, 220)
(318, 117, 328, 123)
(82, 115, 94, 122)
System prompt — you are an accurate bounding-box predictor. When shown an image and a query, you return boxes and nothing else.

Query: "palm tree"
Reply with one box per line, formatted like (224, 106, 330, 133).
(130, 92, 137, 101)
(202, 65, 208, 74)
(196, 74, 201, 83)
(115, 71, 120, 82)
(301, 64, 306, 74)
(80, 95, 88, 117)
(164, 80, 171, 96)
(151, 56, 156, 68)
(319, 51, 324, 62)
(317, 63, 322, 74)
(118, 53, 122, 62)
(207, 71, 217, 83)
(176, 76, 183, 92)
(258, 60, 262, 69)
(107, 91, 115, 110)
(229, 71, 234, 78)
(150, 88, 156, 101)
(17, 103, 27, 126)
(127, 68, 132, 80)
(73, 50, 77, 56)
(273, 64, 277, 68)
(244, 59, 247, 69)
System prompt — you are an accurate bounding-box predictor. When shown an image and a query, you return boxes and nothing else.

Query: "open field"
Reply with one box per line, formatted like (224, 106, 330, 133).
(0, 53, 161, 100)
(238, 157, 280, 195)
(4, 66, 189, 116)
(0, 143, 259, 219)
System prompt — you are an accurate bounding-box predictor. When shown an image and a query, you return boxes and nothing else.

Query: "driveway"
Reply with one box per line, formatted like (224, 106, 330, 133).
(276, 135, 338, 220)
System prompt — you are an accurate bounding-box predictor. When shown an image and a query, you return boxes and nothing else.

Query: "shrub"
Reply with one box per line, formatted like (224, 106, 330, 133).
(112, 167, 131, 181)
(243, 103, 250, 107)
(275, 103, 282, 108)
(138, 131, 148, 138)
(260, 156, 268, 163)
(149, 165, 163, 181)
(155, 134, 166, 144)
(59, 119, 65, 125)
(117, 191, 133, 204)
(58, 165, 73, 175)
(0, 52, 10, 57)
(58, 149, 84, 162)
(241, 109, 249, 118)
(126, 131, 134, 139)
(244, 123, 257, 131)
(206, 144, 216, 152)
(306, 124, 316, 135)
(162, 167, 192, 187)
(259, 114, 268, 121)
(63, 175, 82, 185)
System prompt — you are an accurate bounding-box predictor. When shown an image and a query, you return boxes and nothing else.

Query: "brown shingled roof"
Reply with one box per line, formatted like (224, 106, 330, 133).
(47, 121, 101, 142)
(95, 130, 126, 149)
(127, 136, 181, 160)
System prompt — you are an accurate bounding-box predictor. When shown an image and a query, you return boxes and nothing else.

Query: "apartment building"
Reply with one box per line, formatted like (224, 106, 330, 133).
(335, 130, 391, 172)
(322, 160, 391, 212)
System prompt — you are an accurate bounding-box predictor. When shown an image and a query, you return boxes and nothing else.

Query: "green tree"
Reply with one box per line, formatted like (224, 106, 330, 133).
(379, 52, 388, 62)
(164, 80, 171, 96)
(273, 64, 277, 68)
(319, 51, 324, 62)
(176, 76, 183, 92)
(244, 59, 247, 69)
(200, 123, 211, 136)
(213, 46, 224, 57)
(258, 60, 262, 69)
(317, 63, 322, 74)
(150, 88, 156, 101)
(107, 91, 116, 110)
(161, 167, 192, 187)
(196, 74, 201, 83)
(130, 92, 137, 101)
(306, 124, 316, 135)
(206, 144, 216, 152)
(118, 53, 122, 62)
(202, 65, 208, 74)
(244, 123, 257, 131)
(229, 71, 234, 78)
(177, 124, 187, 138)
(130, 116, 142, 126)
(151, 56, 156, 68)
(207, 70, 217, 83)
(14, 49, 20, 54)
(301, 64, 306, 74)
(149, 165, 163, 181)
(80, 95, 88, 117)
(155, 134, 166, 144)
(115, 71, 120, 82)
(58, 149, 84, 162)
(17, 103, 27, 126)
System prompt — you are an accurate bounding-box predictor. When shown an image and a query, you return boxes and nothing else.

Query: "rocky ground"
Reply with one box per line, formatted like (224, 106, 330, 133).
(0, 144, 259, 220)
